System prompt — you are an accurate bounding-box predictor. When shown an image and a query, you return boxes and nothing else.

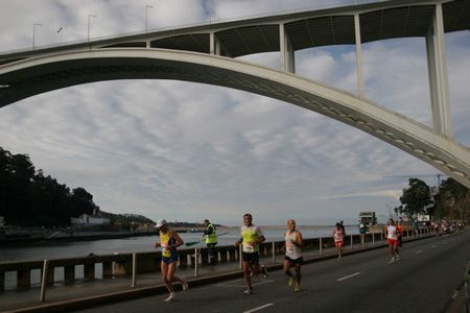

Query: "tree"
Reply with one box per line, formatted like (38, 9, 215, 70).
(399, 178, 434, 218)
(0, 148, 36, 225)
(69, 187, 98, 218)
(435, 178, 470, 220)
(0, 147, 99, 227)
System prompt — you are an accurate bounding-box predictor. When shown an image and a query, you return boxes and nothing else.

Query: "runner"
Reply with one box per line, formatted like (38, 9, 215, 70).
(332, 222, 345, 259)
(283, 219, 304, 292)
(385, 218, 400, 264)
(154, 219, 188, 302)
(234, 213, 266, 295)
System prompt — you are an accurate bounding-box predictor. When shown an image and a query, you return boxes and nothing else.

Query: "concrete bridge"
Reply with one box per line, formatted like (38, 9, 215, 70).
(1, 0, 469, 188)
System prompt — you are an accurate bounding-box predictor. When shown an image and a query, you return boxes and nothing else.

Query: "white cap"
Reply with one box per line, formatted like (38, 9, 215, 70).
(156, 219, 167, 228)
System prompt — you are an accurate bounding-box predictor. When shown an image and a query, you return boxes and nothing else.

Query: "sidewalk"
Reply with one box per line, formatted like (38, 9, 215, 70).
(0, 237, 403, 313)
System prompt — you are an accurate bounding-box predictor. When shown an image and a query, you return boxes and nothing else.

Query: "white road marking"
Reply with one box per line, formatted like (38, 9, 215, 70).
(216, 283, 246, 288)
(216, 279, 273, 288)
(415, 250, 423, 254)
(243, 303, 274, 313)
(251, 280, 274, 287)
(337, 272, 361, 282)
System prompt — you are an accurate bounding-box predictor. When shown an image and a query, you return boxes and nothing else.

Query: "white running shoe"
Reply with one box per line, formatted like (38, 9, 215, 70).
(164, 292, 176, 302)
(181, 277, 189, 291)
(261, 265, 268, 278)
(243, 287, 253, 295)
(387, 257, 395, 264)
(294, 283, 301, 292)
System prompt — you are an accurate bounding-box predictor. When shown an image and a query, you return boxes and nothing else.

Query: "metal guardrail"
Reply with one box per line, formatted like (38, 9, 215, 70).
(0, 227, 434, 303)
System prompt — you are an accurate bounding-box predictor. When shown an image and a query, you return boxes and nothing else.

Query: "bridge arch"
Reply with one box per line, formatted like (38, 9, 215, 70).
(0, 48, 469, 188)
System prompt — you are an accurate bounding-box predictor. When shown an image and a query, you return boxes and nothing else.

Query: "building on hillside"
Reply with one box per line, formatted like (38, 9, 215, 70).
(71, 214, 110, 227)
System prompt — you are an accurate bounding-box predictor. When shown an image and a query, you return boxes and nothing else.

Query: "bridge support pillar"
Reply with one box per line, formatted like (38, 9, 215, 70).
(64, 266, 75, 283)
(279, 23, 295, 73)
(426, 3, 452, 137)
(103, 261, 113, 278)
(84, 263, 95, 280)
(354, 13, 365, 99)
(17, 270, 30, 288)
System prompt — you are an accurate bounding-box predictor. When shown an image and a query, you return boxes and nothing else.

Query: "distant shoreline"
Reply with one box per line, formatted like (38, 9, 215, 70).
(0, 231, 158, 246)
(1, 223, 381, 246)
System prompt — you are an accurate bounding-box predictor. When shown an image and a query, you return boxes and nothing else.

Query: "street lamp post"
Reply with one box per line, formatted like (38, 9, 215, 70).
(32, 23, 42, 49)
(87, 14, 96, 43)
(56, 26, 64, 43)
(145, 5, 153, 32)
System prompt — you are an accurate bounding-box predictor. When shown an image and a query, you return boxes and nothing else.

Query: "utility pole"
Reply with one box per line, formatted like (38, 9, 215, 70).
(88, 14, 96, 43)
(32, 23, 42, 49)
(145, 5, 153, 32)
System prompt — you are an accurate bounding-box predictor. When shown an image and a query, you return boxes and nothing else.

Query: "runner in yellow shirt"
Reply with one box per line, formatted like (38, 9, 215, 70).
(154, 219, 188, 302)
(235, 213, 266, 295)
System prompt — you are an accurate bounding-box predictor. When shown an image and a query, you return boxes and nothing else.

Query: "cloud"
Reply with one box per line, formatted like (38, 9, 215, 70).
(0, 1, 468, 226)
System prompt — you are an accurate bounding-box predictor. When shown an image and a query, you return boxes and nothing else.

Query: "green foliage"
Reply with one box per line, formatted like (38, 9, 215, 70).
(399, 178, 434, 218)
(100, 212, 155, 229)
(0, 147, 98, 227)
(435, 177, 470, 220)
(398, 176, 469, 221)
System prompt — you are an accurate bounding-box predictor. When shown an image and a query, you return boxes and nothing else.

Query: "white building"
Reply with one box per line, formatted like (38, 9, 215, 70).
(71, 214, 110, 226)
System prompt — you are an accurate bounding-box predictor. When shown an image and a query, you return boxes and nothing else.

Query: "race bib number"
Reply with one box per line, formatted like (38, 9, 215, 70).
(161, 244, 171, 257)
(287, 245, 295, 254)
(242, 243, 255, 253)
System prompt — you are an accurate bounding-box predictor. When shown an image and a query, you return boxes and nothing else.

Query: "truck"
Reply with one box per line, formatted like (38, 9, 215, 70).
(359, 212, 377, 225)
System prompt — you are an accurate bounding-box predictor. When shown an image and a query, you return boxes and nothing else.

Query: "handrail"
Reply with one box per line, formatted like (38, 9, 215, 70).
(0, 226, 434, 301)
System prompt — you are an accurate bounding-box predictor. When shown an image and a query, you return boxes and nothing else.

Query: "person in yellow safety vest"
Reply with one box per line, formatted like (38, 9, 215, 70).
(203, 219, 218, 265)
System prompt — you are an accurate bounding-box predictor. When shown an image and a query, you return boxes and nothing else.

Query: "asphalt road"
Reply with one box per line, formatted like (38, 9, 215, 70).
(73, 231, 470, 313)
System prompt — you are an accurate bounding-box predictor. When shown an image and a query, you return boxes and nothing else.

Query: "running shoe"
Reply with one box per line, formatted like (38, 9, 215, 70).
(387, 257, 395, 264)
(261, 265, 268, 278)
(294, 283, 301, 292)
(395, 255, 400, 261)
(164, 292, 176, 302)
(181, 277, 189, 291)
(288, 277, 294, 287)
(243, 287, 254, 295)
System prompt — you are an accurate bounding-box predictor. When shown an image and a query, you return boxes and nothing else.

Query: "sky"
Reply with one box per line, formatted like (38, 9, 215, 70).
(0, 0, 469, 227)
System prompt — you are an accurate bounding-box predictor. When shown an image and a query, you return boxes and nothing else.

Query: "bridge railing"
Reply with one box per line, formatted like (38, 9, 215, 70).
(0, 226, 433, 298)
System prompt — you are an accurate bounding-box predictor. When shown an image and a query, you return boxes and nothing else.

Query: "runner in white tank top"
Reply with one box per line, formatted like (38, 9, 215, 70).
(386, 218, 400, 263)
(285, 231, 303, 260)
(283, 219, 304, 292)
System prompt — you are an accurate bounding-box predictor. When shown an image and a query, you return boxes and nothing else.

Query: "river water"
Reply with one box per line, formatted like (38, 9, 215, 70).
(0, 225, 359, 263)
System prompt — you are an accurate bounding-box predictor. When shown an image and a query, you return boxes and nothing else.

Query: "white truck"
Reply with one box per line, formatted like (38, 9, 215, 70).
(359, 212, 377, 225)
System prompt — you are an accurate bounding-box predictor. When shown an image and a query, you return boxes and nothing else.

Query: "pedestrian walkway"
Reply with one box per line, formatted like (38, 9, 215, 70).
(0, 235, 426, 313)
